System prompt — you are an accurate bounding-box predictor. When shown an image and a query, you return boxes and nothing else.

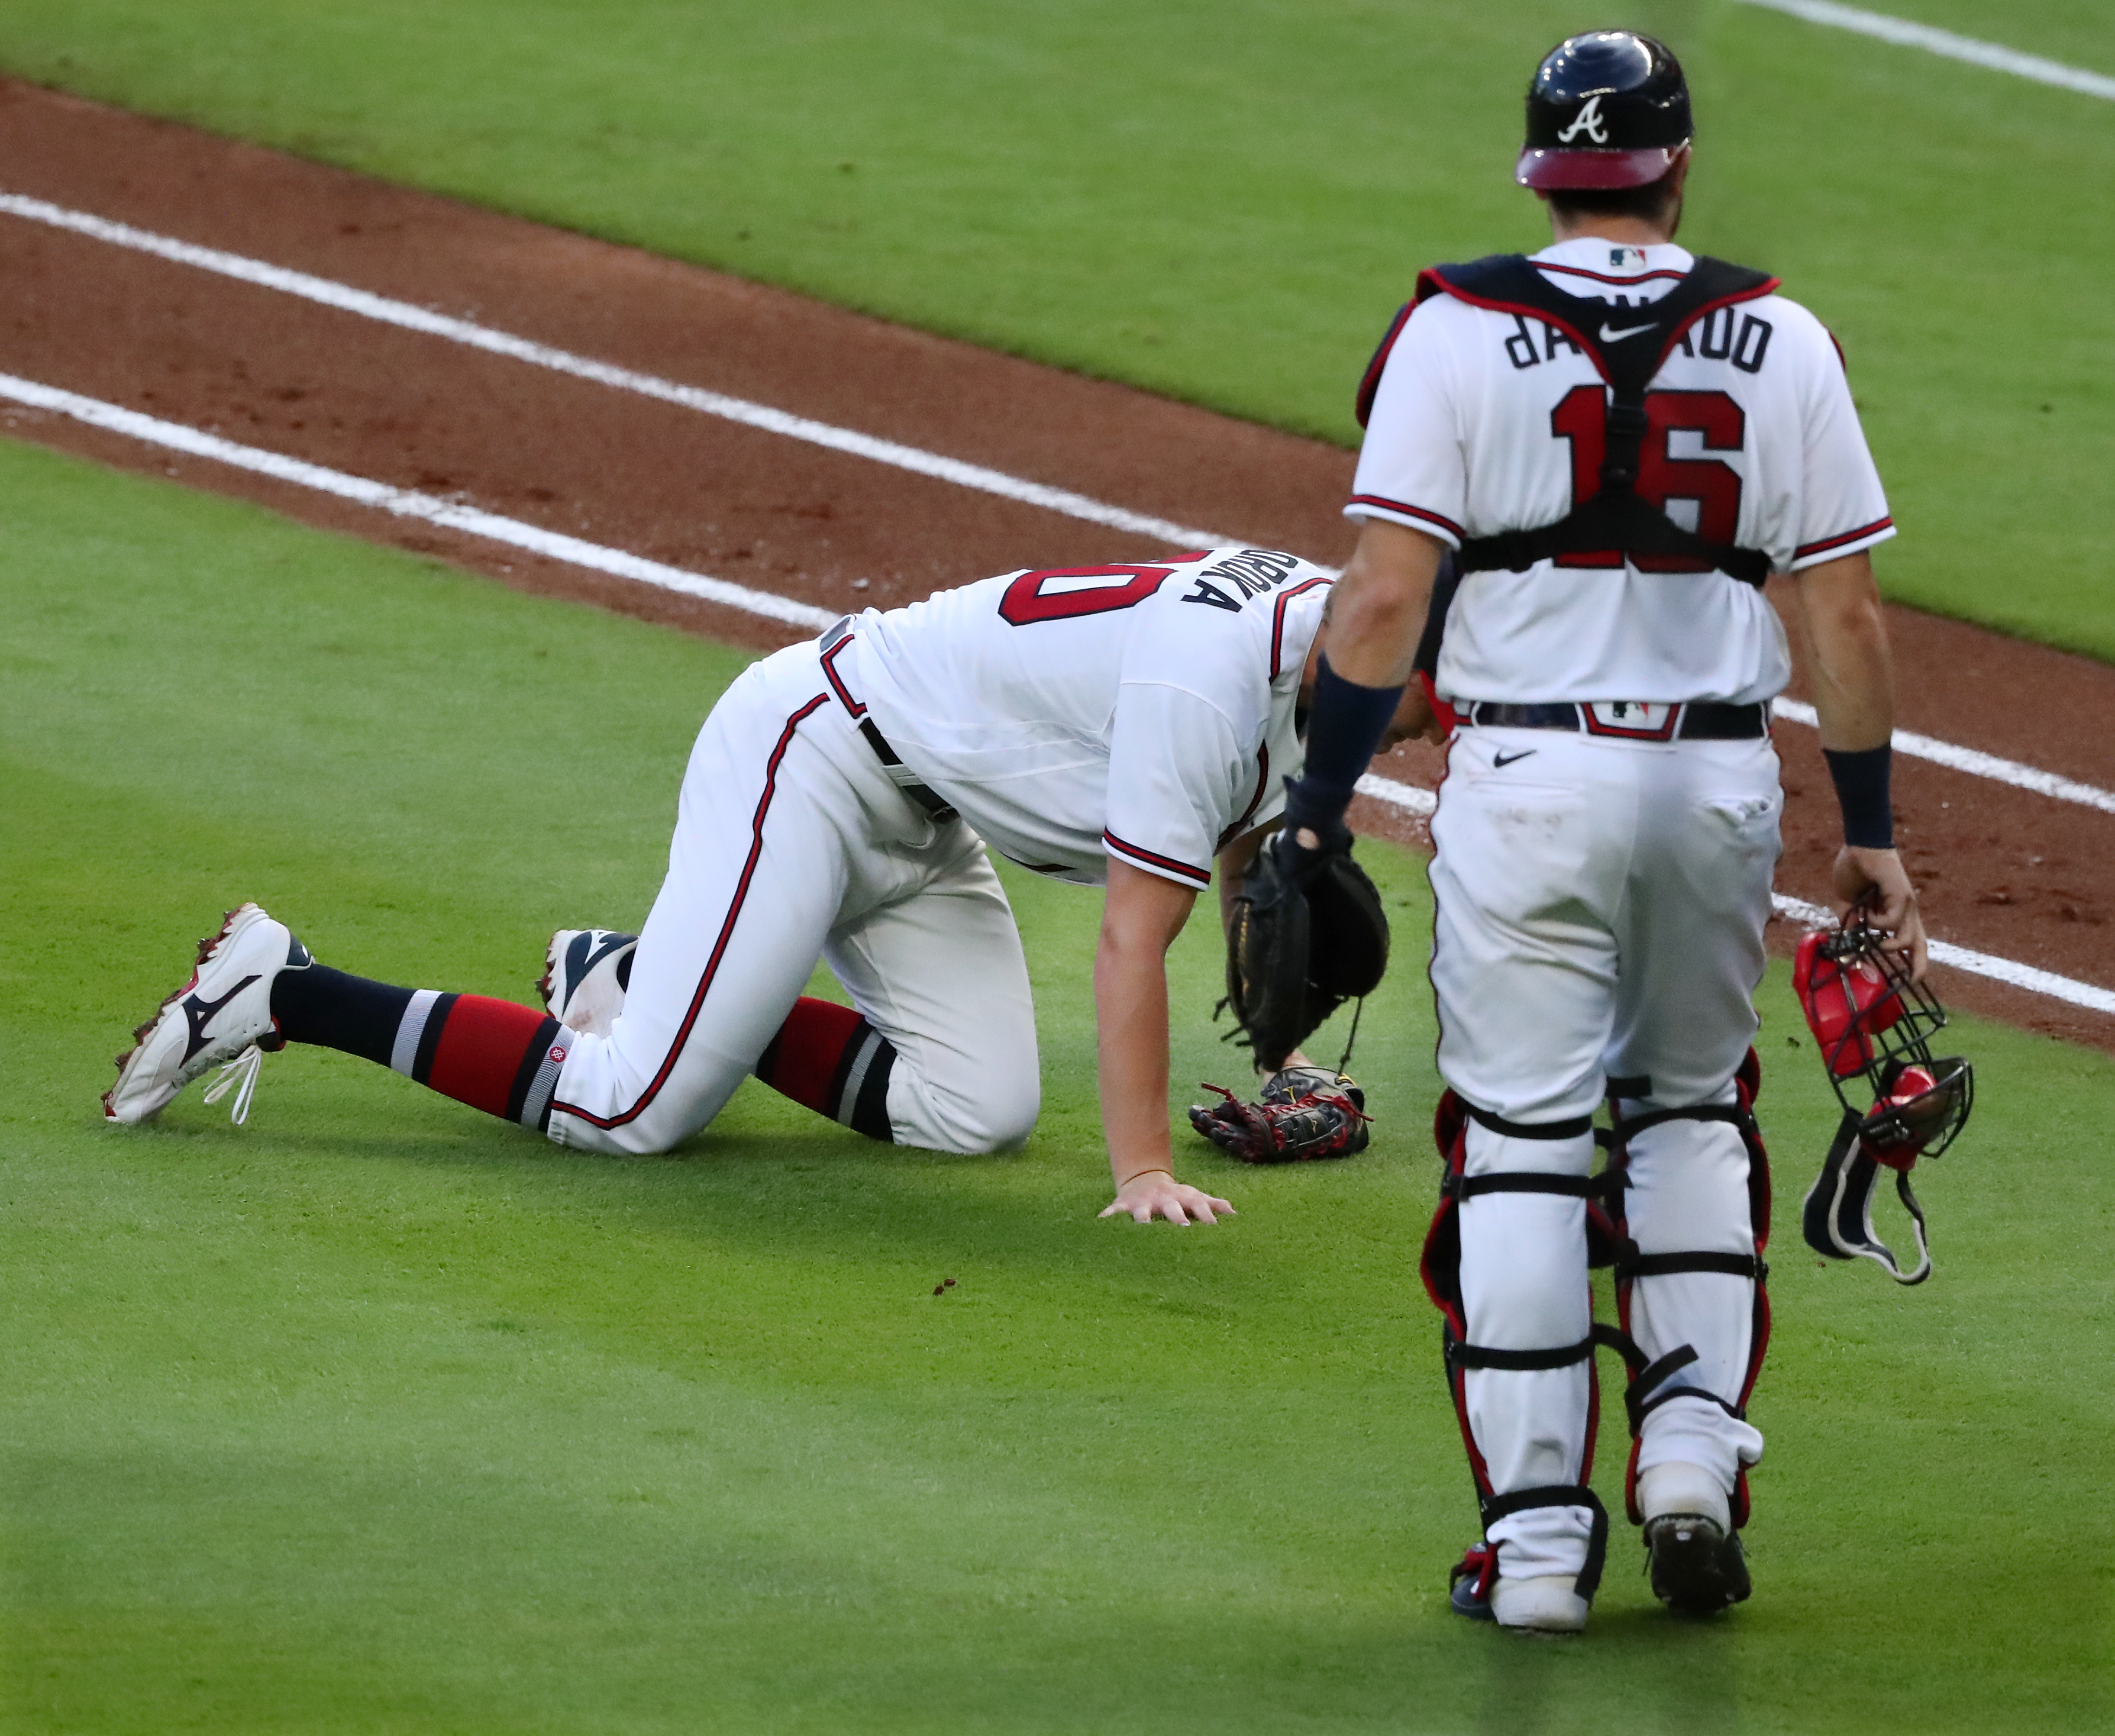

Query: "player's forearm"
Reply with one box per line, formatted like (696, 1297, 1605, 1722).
(1796, 552, 1895, 751)
(1094, 863, 1198, 1183)
(1795, 551, 1900, 848)
(1093, 930, 1174, 1183)
(1320, 521, 1444, 687)
(1278, 522, 1438, 849)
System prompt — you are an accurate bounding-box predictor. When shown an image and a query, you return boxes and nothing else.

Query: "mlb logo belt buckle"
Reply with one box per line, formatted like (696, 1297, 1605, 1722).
(1584, 700, 1680, 741)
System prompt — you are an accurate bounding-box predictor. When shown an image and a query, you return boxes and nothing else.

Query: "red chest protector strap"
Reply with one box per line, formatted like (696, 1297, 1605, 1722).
(1361, 253, 1780, 589)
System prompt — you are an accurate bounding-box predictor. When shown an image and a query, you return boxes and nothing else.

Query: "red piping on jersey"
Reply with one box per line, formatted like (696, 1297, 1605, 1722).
(1794, 517, 1893, 562)
(552, 692, 831, 1131)
(1345, 496, 1464, 542)
(1354, 301, 1417, 430)
(820, 634, 865, 717)
(1269, 576, 1335, 679)
(1103, 830, 1210, 887)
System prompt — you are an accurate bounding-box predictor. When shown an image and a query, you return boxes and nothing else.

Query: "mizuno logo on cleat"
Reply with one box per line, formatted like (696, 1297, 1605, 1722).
(180, 976, 260, 1063)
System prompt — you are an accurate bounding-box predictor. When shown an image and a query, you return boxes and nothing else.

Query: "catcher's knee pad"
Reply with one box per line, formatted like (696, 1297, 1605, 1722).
(1602, 1051, 1772, 1528)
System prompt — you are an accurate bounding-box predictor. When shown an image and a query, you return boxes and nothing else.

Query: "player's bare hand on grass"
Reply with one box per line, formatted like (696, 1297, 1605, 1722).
(1832, 845, 1929, 980)
(1099, 1169, 1235, 1225)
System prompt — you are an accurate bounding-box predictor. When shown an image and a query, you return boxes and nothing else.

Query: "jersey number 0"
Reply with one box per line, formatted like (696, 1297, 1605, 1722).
(999, 564, 1176, 625)
(1551, 386, 1746, 572)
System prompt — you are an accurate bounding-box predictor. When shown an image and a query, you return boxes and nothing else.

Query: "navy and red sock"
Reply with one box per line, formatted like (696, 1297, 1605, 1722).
(271, 964, 564, 1130)
(273, 970, 893, 1141)
(754, 996, 896, 1141)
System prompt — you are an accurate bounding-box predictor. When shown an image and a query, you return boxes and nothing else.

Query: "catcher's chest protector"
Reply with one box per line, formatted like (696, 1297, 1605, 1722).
(1362, 253, 1779, 591)
(1420, 1054, 1774, 1603)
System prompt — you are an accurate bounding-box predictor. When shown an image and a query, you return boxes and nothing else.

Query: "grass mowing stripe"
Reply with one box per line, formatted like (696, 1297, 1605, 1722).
(0, 369, 837, 631)
(1727, 0, 2115, 99)
(0, 192, 1222, 551)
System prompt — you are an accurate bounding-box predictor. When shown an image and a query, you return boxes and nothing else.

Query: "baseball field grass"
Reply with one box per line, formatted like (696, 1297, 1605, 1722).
(2, 1, 2111, 661)
(4, 438, 2109, 1733)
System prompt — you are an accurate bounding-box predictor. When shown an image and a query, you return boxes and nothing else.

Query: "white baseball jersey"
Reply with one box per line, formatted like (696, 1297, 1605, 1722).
(1348, 238, 1894, 706)
(845, 548, 1333, 888)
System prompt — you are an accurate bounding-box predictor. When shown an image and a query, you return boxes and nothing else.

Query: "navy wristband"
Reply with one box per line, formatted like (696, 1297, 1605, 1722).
(1284, 656, 1405, 837)
(1823, 744, 1894, 849)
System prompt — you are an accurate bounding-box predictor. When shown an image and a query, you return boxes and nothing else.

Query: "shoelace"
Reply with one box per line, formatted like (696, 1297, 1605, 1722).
(201, 1046, 266, 1126)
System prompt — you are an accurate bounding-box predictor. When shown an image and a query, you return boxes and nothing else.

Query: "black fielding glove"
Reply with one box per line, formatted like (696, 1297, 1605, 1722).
(1268, 788, 1354, 884)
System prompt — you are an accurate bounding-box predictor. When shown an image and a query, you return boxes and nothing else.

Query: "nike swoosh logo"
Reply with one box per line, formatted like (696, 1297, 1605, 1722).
(1493, 750, 1538, 769)
(1600, 321, 1655, 342)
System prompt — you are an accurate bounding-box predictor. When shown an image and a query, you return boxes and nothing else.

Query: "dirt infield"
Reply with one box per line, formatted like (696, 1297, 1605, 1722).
(3, 78, 2112, 1045)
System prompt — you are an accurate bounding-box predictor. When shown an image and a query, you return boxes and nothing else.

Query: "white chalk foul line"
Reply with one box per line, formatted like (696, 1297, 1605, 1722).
(14, 188, 2115, 821)
(1770, 698, 2115, 815)
(0, 192, 1223, 551)
(1729, 0, 2115, 101)
(0, 372, 838, 631)
(1768, 891, 2115, 1014)
(1354, 779, 2115, 1017)
(5, 364, 2109, 1019)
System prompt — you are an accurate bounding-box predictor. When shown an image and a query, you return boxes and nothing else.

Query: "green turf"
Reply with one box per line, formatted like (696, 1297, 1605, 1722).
(3, 440, 2110, 1732)
(2, 1, 2111, 659)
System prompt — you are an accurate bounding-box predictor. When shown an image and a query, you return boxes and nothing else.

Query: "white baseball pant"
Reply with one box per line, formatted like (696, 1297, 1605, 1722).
(545, 640, 1041, 1157)
(1430, 724, 1780, 1582)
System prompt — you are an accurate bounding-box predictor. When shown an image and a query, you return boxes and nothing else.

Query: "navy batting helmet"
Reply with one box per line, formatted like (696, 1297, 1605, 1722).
(1516, 30, 1691, 191)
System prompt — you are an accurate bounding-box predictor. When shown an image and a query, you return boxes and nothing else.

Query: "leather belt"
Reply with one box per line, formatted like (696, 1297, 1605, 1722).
(1457, 700, 1769, 742)
(817, 617, 958, 822)
(856, 717, 958, 821)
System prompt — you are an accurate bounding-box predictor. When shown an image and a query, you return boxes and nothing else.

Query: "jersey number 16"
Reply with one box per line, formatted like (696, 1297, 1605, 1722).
(1552, 386, 1746, 572)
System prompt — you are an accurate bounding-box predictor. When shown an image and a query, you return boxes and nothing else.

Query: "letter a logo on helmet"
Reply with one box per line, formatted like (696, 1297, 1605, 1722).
(1516, 30, 1692, 191)
(1556, 95, 1609, 144)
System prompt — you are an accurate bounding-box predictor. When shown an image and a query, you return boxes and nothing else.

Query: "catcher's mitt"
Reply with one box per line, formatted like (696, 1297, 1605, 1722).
(1188, 1066, 1371, 1164)
(1224, 834, 1389, 1070)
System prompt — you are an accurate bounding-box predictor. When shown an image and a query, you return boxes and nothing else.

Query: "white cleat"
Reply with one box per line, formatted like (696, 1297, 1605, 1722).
(536, 928, 637, 1037)
(104, 904, 310, 1125)
(1490, 1574, 1591, 1633)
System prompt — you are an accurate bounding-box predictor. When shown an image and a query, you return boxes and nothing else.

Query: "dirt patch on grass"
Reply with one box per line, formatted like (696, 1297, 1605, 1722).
(1, 76, 2110, 1046)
